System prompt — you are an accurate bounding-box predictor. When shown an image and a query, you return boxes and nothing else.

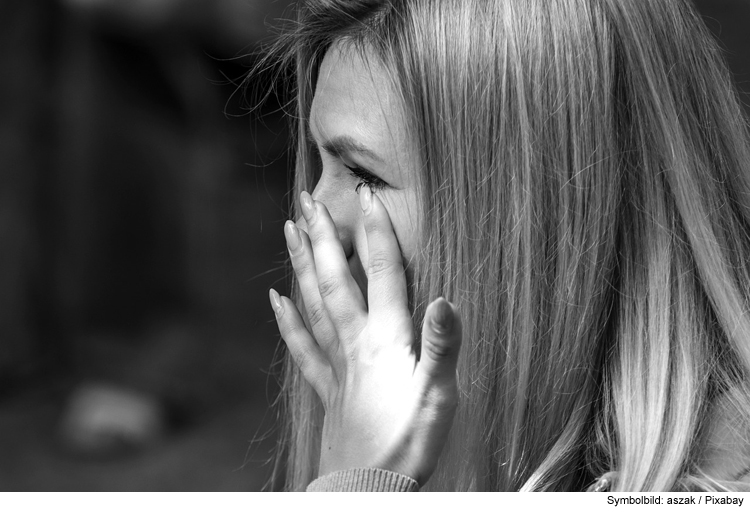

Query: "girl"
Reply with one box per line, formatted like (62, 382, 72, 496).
(267, 0, 750, 491)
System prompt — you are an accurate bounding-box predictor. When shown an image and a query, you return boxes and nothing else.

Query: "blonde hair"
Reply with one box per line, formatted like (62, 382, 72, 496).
(267, 0, 750, 491)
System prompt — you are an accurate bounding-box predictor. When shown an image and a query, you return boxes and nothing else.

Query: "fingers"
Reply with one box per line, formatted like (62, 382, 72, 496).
(417, 297, 462, 383)
(284, 220, 335, 343)
(360, 186, 411, 331)
(269, 288, 333, 399)
(299, 191, 366, 332)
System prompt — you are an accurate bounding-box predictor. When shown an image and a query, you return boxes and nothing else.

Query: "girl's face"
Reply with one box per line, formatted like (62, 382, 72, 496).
(301, 43, 421, 298)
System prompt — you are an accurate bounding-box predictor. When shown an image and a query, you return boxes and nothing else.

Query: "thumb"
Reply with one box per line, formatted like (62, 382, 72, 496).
(417, 297, 462, 381)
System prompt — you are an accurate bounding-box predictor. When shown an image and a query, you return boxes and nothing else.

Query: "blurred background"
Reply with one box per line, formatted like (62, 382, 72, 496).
(0, 0, 749, 491)
(0, 0, 293, 491)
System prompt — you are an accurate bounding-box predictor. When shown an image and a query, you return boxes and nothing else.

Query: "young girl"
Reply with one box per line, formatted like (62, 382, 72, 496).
(267, 0, 750, 491)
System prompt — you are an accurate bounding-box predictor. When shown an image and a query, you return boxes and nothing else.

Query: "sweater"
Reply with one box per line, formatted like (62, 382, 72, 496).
(306, 467, 750, 491)
(306, 468, 419, 492)
(305, 468, 610, 492)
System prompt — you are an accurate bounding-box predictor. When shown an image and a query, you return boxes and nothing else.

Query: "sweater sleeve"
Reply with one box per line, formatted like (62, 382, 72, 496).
(306, 468, 420, 492)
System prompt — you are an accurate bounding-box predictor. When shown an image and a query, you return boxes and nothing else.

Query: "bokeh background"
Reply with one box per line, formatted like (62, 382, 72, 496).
(0, 0, 749, 491)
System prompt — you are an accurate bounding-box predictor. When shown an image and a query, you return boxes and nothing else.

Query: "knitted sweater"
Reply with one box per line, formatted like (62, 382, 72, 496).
(306, 468, 419, 492)
(305, 468, 610, 492)
(306, 467, 750, 491)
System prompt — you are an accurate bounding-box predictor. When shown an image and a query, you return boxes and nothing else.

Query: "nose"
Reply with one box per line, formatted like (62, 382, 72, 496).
(295, 182, 358, 259)
(294, 179, 369, 301)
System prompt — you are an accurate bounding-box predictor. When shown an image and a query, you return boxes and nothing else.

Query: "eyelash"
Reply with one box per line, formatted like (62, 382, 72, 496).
(347, 166, 388, 194)
(309, 143, 388, 193)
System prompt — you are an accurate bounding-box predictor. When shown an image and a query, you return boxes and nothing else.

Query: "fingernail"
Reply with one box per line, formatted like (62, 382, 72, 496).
(359, 185, 372, 215)
(432, 297, 453, 333)
(269, 288, 284, 318)
(284, 221, 300, 252)
(300, 192, 315, 221)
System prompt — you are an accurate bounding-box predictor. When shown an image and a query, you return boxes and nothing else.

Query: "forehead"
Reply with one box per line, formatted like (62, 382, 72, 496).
(309, 42, 415, 178)
(311, 43, 397, 131)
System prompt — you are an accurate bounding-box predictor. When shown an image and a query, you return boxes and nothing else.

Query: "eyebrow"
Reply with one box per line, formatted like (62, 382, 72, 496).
(307, 119, 386, 164)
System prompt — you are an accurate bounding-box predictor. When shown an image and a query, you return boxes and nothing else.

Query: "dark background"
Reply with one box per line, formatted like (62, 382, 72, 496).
(0, 0, 748, 491)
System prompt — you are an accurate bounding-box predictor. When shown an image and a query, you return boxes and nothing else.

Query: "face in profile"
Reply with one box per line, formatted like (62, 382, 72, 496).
(302, 42, 421, 298)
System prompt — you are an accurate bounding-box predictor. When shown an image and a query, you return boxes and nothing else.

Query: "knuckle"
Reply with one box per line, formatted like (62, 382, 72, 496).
(285, 324, 309, 346)
(438, 389, 459, 414)
(367, 250, 398, 279)
(308, 229, 323, 248)
(292, 257, 315, 279)
(423, 336, 456, 360)
(308, 225, 330, 248)
(332, 304, 359, 334)
(288, 339, 312, 371)
(317, 273, 342, 300)
(421, 383, 458, 415)
(306, 303, 328, 329)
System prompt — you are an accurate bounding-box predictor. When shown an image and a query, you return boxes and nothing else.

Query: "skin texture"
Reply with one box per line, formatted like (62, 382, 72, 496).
(269, 44, 463, 485)
(304, 43, 421, 298)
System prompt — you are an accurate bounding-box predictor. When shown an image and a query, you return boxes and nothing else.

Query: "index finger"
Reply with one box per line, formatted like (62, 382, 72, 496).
(360, 186, 411, 332)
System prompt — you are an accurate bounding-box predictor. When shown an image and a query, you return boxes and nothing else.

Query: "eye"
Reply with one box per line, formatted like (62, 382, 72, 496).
(347, 165, 388, 193)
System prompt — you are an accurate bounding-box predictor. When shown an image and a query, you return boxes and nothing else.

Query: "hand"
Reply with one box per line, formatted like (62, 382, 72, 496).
(269, 187, 462, 486)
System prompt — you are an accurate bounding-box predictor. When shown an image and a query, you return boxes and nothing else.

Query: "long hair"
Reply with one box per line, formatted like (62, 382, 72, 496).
(267, 0, 750, 491)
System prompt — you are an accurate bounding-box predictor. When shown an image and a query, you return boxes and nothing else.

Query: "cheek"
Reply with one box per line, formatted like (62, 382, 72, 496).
(390, 213, 419, 264)
(385, 195, 420, 265)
